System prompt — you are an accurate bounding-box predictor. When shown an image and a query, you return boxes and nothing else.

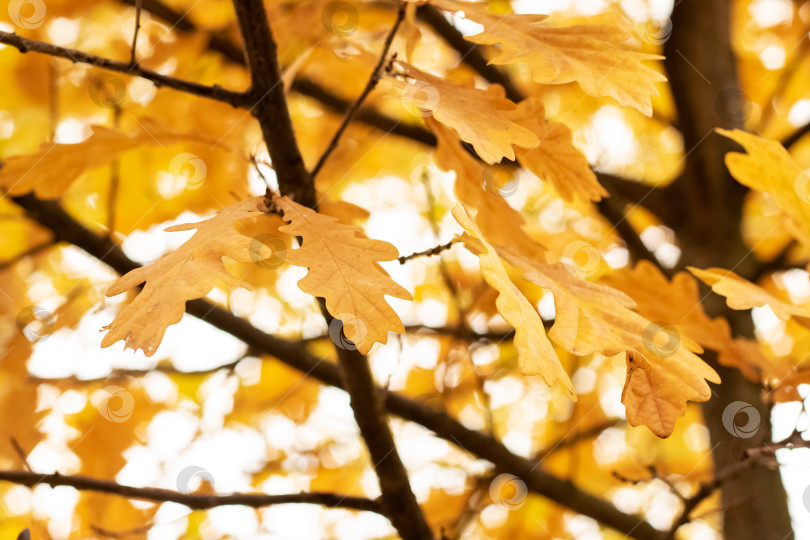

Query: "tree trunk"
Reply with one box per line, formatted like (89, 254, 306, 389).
(664, 1, 793, 538)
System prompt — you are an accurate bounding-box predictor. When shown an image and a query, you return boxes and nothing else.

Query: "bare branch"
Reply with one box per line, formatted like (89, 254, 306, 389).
(0, 470, 382, 513)
(311, 2, 406, 181)
(0, 32, 249, 107)
(398, 238, 458, 264)
(232, 2, 431, 537)
(665, 431, 810, 538)
(415, 4, 524, 102)
(129, 0, 143, 66)
(322, 303, 434, 540)
(231, 0, 312, 206)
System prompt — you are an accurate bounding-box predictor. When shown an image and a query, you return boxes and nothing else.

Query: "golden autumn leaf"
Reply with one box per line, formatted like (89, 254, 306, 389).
(718, 337, 808, 402)
(689, 267, 810, 323)
(273, 195, 412, 354)
(499, 250, 719, 437)
(717, 128, 810, 250)
(452, 203, 576, 400)
(602, 260, 731, 351)
(428, 117, 547, 261)
(430, 0, 666, 116)
(387, 61, 539, 163)
(509, 98, 606, 202)
(102, 197, 273, 356)
(0, 118, 225, 198)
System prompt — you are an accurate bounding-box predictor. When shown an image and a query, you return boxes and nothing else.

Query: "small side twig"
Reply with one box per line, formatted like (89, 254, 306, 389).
(310, 1, 407, 181)
(398, 238, 458, 264)
(9, 438, 32, 472)
(665, 430, 810, 538)
(129, 0, 143, 67)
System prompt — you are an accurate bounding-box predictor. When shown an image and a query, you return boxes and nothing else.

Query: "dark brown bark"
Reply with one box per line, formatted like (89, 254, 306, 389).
(664, 1, 793, 538)
(231, 2, 431, 537)
(231, 0, 313, 207)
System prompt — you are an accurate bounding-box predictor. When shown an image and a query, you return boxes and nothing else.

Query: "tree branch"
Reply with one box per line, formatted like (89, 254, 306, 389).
(231, 0, 312, 206)
(665, 431, 810, 538)
(415, 5, 524, 102)
(310, 2, 406, 181)
(0, 32, 250, 107)
(321, 304, 434, 540)
(398, 238, 458, 264)
(232, 3, 431, 537)
(129, 0, 143, 66)
(782, 121, 810, 149)
(10, 192, 660, 540)
(0, 470, 382, 513)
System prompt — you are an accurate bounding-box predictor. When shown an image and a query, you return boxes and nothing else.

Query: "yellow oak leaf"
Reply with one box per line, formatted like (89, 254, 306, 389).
(273, 195, 412, 355)
(388, 61, 539, 163)
(689, 267, 810, 323)
(452, 204, 576, 400)
(500, 250, 718, 437)
(602, 261, 731, 352)
(509, 98, 606, 202)
(718, 338, 806, 402)
(430, 0, 666, 116)
(717, 129, 810, 251)
(102, 197, 273, 356)
(0, 118, 224, 198)
(428, 117, 547, 261)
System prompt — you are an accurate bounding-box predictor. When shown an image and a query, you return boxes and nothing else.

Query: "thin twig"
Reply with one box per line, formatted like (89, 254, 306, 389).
(665, 431, 810, 538)
(310, 2, 407, 181)
(129, 0, 143, 66)
(0, 32, 249, 107)
(9, 439, 32, 472)
(0, 469, 383, 512)
(398, 238, 458, 264)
